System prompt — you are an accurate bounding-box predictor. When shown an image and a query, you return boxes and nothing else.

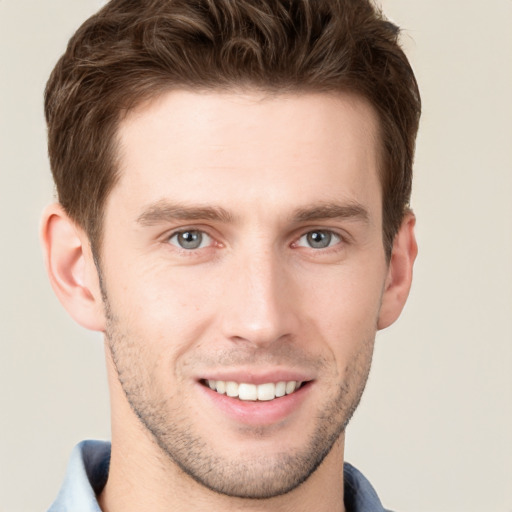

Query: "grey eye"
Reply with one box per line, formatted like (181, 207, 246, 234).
(169, 230, 211, 250)
(297, 230, 340, 249)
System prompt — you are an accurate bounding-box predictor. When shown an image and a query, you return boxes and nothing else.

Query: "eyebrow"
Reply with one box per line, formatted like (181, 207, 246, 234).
(136, 201, 234, 226)
(292, 202, 370, 224)
(136, 200, 369, 227)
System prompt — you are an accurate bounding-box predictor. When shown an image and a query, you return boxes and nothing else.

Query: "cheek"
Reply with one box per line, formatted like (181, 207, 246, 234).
(105, 259, 223, 353)
(293, 263, 384, 376)
(298, 264, 385, 330)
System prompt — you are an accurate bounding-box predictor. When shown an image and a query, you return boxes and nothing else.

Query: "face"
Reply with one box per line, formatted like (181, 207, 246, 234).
(99, 90, 389, 498)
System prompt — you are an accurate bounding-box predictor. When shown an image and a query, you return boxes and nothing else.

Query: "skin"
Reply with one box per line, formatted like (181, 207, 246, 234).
(41, 90, 417, 512)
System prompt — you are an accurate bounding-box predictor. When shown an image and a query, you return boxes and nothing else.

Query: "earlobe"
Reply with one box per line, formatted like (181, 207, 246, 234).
(377, 212, 418, 330)
(40, 203, 106, 332)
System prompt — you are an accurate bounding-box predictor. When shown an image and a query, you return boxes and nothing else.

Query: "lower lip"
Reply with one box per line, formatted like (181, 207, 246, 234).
(197, 382, 312, 426)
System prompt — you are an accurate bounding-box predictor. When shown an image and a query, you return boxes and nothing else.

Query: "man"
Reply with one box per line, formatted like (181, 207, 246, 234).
(41, 0, 420, 510)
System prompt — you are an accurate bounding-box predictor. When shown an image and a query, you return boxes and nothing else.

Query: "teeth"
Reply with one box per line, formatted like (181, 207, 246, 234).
(285, 381, 297, 395)
(238, 383, 257, 401)
(206, 380, 302, 401)
(275, 381, 286, 397)
(225, 381, 238, 397)
(257, 382, 275, 401)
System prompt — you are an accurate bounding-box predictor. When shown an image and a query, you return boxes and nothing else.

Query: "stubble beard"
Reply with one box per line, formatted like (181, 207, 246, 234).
(104, 298, 375, 500)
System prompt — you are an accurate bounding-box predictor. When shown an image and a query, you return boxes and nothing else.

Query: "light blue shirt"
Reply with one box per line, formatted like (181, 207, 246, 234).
(48, 440, 391, 512)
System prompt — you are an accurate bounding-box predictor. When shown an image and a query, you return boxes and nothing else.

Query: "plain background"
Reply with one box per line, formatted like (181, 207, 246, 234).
(1, 1, 511, 511)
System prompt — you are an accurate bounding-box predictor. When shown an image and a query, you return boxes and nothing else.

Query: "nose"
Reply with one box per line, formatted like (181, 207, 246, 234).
(219, 247, 299, 348)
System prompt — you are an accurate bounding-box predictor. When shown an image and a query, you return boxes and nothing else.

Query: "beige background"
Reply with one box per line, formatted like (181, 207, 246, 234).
(1, 1, 511, 511)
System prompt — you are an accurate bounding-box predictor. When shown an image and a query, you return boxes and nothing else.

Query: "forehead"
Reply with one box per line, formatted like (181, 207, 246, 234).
(111, 89, 382, 221)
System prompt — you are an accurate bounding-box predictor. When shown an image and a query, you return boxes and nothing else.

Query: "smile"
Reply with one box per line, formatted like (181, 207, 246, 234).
(204, 379, 304, 401)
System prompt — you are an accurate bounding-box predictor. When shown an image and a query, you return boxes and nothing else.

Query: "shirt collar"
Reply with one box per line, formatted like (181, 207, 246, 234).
(47, 440, 110, 512)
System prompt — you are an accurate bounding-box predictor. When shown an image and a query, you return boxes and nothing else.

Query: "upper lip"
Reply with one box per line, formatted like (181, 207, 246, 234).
(198, 369, 314, 385)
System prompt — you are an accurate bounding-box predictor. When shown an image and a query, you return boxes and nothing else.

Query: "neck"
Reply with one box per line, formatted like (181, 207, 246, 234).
(99, 436, 346, 512)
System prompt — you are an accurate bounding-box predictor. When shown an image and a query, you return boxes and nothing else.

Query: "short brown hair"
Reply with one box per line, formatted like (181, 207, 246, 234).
(45, 0, 421, 257)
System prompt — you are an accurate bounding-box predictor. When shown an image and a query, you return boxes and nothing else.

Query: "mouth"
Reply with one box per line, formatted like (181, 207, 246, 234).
(201, 379, 307, 402)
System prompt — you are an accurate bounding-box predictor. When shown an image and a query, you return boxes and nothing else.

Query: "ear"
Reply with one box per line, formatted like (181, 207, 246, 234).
(377, 212, 418, 330)
(40, 203, 106, 332)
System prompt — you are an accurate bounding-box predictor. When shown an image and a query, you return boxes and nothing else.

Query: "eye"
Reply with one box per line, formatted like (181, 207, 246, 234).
(296, 230, 341, 249)
(168, 230, 212, 250)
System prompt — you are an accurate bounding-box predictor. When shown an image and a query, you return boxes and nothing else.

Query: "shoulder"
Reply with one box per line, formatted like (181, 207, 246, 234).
(344, 462, 394, 512)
